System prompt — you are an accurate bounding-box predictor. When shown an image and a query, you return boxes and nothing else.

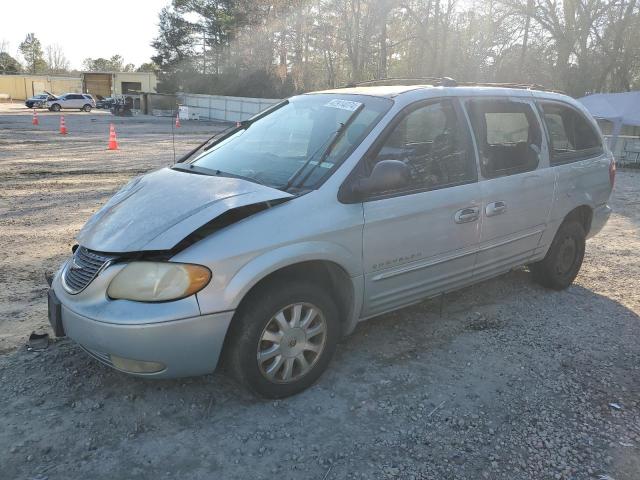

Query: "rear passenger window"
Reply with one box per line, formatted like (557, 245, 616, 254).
(467, 99, 542, 179)
(539, 102, 603, 163)
(368, 99, 476, 193)
(485, 112, 529, 144)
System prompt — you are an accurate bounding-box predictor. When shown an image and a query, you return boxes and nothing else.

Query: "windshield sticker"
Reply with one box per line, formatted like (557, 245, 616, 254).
(324, 99, 363, 111)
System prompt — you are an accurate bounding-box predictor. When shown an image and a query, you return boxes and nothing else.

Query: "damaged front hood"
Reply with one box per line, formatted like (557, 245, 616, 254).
(77, 167, 293, 253)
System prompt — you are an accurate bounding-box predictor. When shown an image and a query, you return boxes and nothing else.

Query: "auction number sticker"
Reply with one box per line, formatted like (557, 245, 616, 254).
(324, 99, 363, 111)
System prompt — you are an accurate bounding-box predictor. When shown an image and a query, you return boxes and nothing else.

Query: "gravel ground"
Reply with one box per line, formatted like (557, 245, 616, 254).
(1, 104, 639, 480)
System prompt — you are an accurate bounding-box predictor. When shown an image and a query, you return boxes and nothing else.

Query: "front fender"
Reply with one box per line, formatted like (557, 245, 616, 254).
(217, 241, 360, 309)
(194, 241, 364, 332)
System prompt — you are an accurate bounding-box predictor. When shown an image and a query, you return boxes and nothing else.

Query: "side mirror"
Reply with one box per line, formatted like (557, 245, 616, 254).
(350, 160, 411, 201)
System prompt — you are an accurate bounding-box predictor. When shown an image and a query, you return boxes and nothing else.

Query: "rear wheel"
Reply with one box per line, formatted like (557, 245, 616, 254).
(82, 104, 92, 112)
(224, 280, 339, 398)
(531, 221, 586, 290)
(49, 103, 61, 112)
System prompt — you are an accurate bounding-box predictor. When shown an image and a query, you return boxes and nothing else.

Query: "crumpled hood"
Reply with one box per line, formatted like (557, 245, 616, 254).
(77, 167, 293, 253)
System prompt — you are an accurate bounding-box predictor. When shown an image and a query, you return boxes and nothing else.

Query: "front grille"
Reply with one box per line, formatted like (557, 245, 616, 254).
(62, 247, 114, 294)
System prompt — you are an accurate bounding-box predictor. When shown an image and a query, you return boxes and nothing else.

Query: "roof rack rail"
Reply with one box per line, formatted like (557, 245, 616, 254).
(341, 77, 565, 94)
(455, 82, 565, 94)
(344, 77, 458, 88)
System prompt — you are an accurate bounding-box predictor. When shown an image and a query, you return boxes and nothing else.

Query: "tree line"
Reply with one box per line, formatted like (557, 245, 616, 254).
(151, 0, 640, 98)
(0, 33, 156, 76)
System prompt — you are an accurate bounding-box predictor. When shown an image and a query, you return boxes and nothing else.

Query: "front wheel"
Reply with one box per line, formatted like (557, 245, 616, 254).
(224, 280, 340, 398)
(531, 220, 586, 290)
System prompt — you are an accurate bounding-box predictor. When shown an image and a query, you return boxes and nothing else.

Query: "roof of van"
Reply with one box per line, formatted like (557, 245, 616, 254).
(313, 85, 428, 97)
(312, 82, 569, 100)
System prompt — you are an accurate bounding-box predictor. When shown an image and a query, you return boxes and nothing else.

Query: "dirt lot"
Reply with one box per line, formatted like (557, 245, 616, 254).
(1, 103, 639, 480)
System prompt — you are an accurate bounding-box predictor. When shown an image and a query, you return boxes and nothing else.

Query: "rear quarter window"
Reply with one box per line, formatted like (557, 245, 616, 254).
(539, 101, 603, 163)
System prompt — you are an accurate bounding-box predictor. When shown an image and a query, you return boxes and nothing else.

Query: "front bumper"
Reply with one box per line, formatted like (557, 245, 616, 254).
(61, 304, 233, 378)
(50, 263, 234, 379)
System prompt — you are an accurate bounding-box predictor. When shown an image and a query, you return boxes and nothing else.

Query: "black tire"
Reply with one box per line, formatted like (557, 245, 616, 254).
(50, 103, 61, 112)
(224, 279, 340, 398)
(82, 104, 92, 112)
(531, 221, 586, 290)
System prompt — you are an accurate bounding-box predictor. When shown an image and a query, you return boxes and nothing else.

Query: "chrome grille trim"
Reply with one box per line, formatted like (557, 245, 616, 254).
(62, 247, 115, 294)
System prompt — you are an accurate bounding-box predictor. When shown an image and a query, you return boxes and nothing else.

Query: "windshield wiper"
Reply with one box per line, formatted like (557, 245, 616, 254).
(212, 169, 267, 186)
(282, 127, 342, 191)
(171, 163, 267, 187)
(283, 103, 365, 191)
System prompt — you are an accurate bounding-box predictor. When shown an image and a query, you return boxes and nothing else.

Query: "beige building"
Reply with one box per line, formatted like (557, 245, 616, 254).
(0, 74, 82, 100)
(0, 72, 157, 100)
(82, 72, 157, 98)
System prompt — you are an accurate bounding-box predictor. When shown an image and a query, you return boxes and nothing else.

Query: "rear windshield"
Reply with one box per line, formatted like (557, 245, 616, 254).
(191, 94, 393, 190)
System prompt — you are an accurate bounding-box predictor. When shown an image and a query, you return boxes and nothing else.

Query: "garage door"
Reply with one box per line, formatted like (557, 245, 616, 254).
(84, 74, 112, 98)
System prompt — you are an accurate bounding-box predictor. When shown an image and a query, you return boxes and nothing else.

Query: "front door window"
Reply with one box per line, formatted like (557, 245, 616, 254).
(366, 99, 476, 195)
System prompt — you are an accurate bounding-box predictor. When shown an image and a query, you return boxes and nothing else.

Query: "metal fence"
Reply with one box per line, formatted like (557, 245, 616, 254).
(145, 93, 178, 117)
(177, 93, 281, 122)
(605, 135, 640, 167)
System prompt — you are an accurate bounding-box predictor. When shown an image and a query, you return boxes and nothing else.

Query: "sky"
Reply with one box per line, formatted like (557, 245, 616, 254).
(0, 0, 170, 70)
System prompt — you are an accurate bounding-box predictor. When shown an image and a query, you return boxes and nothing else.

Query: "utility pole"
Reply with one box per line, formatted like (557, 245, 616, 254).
(520, 0, 534, 75)
(203, 28, 207, 75)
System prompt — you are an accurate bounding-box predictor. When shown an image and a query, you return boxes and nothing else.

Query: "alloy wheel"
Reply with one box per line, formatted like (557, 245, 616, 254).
(257, 302, 327, 383)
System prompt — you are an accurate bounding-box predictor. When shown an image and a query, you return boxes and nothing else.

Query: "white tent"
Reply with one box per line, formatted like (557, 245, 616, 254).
(579, 91, 640, 148)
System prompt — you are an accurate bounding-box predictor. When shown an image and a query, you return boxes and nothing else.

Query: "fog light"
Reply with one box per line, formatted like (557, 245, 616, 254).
(110, 355, 165, 374)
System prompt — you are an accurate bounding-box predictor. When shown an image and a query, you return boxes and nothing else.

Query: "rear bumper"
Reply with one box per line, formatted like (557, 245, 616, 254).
(62, 305, 234, 378)
(587, 203, 612, 239)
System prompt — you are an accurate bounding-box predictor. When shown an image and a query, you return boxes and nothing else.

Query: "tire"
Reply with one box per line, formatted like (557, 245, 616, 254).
(224, 279, 340, 398)
(82, 104, 92, 112)
(531, 220, 586, 290)
(50, 103, 61, 112)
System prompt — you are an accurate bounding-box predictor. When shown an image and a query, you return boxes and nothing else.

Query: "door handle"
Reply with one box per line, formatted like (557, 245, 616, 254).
(454, 206, 480, 224)
(485, 201, 507, 217)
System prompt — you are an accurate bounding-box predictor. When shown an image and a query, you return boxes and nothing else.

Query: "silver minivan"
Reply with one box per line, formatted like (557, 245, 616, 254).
(48, 82, 614, 397)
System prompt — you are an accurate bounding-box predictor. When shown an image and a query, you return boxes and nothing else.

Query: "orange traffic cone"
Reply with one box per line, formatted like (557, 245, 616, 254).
(59, 115, 67, 135)
(108, 123, 119, 150)
(175, 113, 181, 128)
(32, 110, 39, 126)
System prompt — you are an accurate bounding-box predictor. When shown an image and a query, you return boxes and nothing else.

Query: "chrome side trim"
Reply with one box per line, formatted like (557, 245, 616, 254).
(371, 228, 544, 282)
(475, 228, 544, 255)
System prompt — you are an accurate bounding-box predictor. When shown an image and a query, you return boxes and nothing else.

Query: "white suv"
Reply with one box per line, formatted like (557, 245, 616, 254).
(47, 93, 96, 112)
(47, 80, 614, 398)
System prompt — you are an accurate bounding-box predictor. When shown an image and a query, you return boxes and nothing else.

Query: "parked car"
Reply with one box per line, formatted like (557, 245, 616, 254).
(47, 80, 614, 398)
(47, 93, 96, 112)
(96, 96, 116, 109)
(25, 93, 55, 108)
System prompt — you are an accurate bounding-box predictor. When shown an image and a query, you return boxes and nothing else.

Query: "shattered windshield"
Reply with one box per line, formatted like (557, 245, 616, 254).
(189, 94, 392, 190)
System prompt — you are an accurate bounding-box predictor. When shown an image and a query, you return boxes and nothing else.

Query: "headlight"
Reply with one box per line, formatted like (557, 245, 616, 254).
(107, 262, 211, 302)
